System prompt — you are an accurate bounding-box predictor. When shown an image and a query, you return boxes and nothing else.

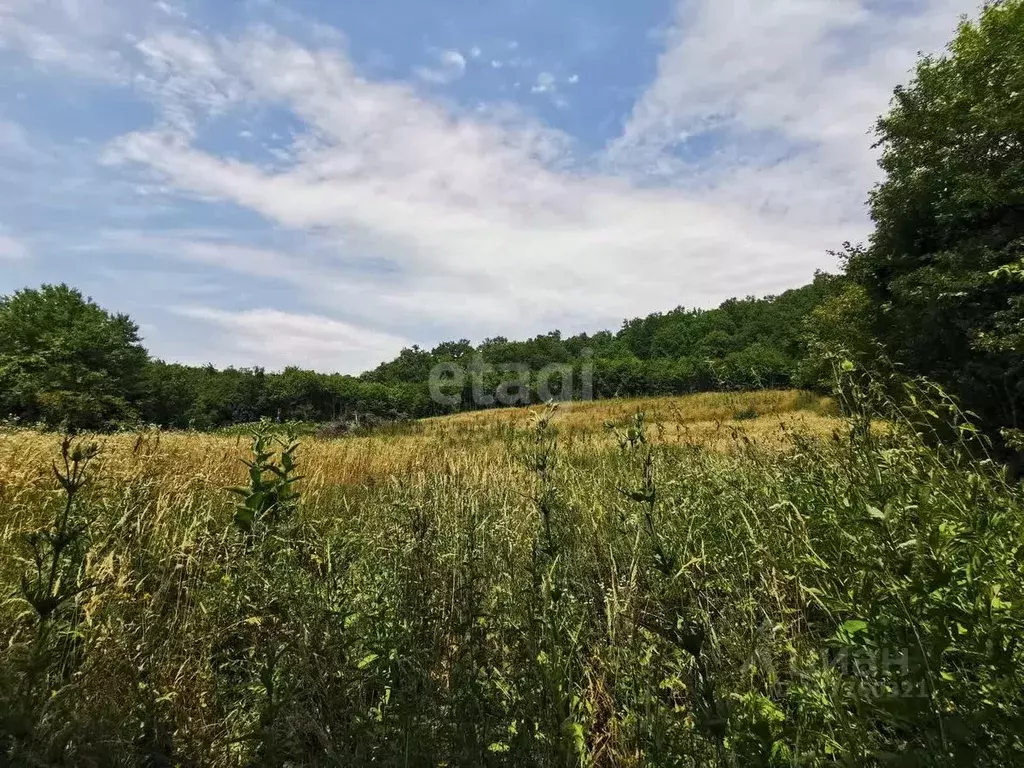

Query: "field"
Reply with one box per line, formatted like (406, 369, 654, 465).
(1, 387, 1023, 766)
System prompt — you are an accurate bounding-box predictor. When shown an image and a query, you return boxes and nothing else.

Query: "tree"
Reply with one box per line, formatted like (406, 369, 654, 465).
(137, 361, 202, 429)
(796, 274, 876, 389)
(849, 0, 1024, 434)
(0, 284, 149, 429)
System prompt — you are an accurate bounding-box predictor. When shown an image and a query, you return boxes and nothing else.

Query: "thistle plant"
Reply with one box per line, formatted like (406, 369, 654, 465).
(5, 436, 99, 759)
(228, 420, 303, 536)
(610, 410, 673, 576)
(217, 421, 306, 762)
(528, 403, 561, 558)
(19, 436, 99, 624)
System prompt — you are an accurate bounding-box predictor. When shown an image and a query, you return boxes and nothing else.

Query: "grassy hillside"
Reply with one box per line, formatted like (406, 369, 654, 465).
(2, 391, 835, 491)
(1, 387, 1022, 766)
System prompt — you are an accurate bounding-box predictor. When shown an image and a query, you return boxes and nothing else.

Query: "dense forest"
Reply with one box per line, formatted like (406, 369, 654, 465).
(0, 274, 848, 431)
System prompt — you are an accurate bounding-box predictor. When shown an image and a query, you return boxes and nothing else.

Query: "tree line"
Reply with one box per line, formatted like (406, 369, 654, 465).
(0, 274, 847, 430)
(2, 0, 1023, 444)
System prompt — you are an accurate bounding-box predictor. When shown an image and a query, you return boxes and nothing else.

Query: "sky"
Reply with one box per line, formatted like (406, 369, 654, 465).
(0, 0, 981, 373)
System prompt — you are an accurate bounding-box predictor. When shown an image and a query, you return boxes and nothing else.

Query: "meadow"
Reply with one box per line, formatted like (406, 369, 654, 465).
(1, 385, 1022, 767)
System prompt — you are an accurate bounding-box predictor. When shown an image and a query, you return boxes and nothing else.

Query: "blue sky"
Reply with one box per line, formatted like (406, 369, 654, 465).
(0, 0, 979, 372)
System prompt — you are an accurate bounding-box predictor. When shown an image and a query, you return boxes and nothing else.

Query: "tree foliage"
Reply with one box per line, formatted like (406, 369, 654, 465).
(0, 278, 847, 430)
(0, 284, 148, 429)
(849, 0, 1024, 434)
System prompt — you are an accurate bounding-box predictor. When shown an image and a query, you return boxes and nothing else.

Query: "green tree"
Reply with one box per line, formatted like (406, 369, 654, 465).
(849, 0, 1024, 433)
(0, 284, 149, 429)
(796, 272, 877, 388)
(137, 361, 203, 429)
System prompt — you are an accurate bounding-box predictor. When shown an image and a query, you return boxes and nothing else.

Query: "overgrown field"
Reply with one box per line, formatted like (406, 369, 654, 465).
(1, 387, 1022, 766)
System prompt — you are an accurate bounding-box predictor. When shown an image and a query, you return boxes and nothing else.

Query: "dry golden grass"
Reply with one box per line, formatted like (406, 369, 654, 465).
(0, 390, 841, 507)
(3, 384, 1020, 766)
(424, 388, 835, 432)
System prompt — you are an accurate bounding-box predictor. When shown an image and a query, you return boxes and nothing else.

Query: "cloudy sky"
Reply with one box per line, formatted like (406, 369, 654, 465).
(0, 0, 979, 372)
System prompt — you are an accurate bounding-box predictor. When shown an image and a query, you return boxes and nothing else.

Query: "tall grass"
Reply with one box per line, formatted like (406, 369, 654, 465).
(0, 386, 1021, 766)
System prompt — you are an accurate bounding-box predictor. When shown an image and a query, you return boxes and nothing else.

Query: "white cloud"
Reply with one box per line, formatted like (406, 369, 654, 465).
(531, 71, 556, 94)
(0, 0, 143, 81)
(0, 229, 30, 260)
(171, 307, 411, 373)
(0, 119, 41, 160)
(169, 239, 316, 282)
(610, 0, 979, 230)
(133, 31, 249, 133)
(154, 1, 187, 19)
(0, 0, 989, 371)
(414, 49, 467, 84)
(103, 26, 838, 351)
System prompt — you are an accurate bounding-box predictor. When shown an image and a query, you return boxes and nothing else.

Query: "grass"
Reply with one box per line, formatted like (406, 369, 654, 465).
(0, 390, 837, 493)
(0, 386, 1022, 766)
